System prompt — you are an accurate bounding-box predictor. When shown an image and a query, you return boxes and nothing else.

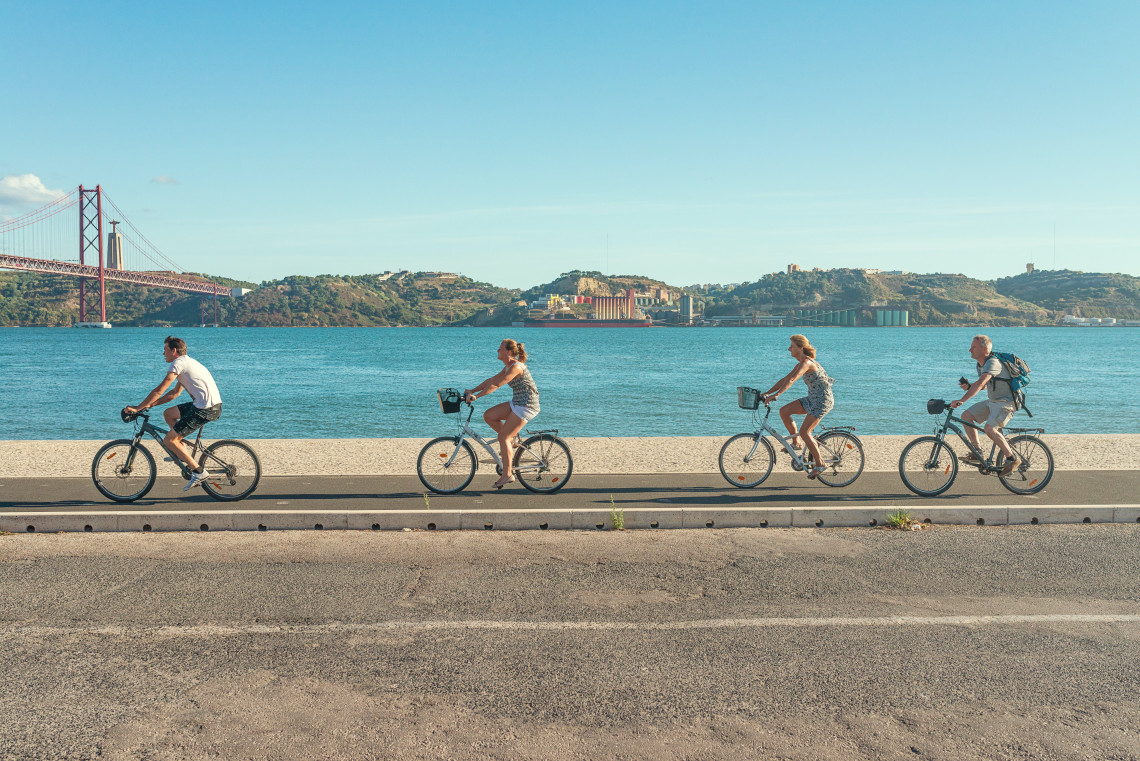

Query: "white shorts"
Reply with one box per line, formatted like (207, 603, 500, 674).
(509, 402, 539, 423)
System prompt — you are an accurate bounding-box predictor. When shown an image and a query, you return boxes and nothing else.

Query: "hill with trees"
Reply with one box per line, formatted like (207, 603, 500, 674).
(0, 270, 517, 327)
(995, 269, 1140, 320)
(3, 266, 1139, 327)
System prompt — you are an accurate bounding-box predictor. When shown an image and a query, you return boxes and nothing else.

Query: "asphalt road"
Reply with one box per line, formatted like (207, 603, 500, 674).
(2, 526, 1140, 760)
(3, 470, 1139, 513)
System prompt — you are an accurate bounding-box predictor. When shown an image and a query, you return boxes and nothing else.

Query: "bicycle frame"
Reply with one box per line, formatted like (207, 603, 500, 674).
(125, 413, 208, 475)
(931, 407, 1044, 471)
(442, 404, 557, 475)
(740, 402, 854, 469)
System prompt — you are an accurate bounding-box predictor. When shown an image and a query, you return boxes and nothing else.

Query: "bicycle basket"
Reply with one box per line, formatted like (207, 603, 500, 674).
(437, 388, 463, 414)
(737, 386, 762, 410)
(927, 399, 948, 415)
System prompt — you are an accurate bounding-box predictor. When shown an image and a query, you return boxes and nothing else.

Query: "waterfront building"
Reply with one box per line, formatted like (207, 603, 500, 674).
(680, 294, 694, 324)
(592, 289, 636, 320)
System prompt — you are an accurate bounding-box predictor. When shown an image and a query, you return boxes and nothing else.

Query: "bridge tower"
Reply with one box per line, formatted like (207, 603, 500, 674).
(78, 185, 107, 324)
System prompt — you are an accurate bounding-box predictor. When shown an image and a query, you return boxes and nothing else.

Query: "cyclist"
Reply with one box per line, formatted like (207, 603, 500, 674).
(760, 334, 834, 479)
(124, 335, 222, 491)
(950, 334, 1019, 475)
(463, 339, 539, 488)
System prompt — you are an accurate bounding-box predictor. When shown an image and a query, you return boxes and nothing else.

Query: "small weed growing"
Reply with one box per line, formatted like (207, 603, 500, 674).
(885, 509, 918, 530)
(422, 493, 431, 510)
(0, 530, 11, 537)
(609, 495, 625, 531)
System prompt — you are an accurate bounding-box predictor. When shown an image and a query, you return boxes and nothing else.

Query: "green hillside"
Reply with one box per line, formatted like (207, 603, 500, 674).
(3, 266, 1140, 327)
(699, 269, 1054, 326)
(0, 270, 518, 327)
(995, 269, 1140, 320)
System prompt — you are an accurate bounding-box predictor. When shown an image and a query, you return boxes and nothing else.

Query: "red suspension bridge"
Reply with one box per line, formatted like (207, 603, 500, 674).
(0, 185, 233, 326)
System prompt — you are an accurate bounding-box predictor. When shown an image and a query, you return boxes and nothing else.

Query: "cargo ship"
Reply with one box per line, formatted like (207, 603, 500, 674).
(522, 317, 653, 328)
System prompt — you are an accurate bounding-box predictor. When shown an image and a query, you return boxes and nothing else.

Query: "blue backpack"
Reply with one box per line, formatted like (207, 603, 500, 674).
(989, 351, 1032, 416)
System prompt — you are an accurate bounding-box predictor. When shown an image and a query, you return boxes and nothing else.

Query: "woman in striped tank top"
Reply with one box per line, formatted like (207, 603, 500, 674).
(760, 334, 835, 480)
(464, 339, 540, 488)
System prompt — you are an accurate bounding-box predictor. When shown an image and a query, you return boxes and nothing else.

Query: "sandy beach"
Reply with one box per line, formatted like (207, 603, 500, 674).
(1, 434, 1136, 479)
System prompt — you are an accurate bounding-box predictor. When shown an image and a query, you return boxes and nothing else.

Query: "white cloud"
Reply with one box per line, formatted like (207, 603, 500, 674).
(151, 175, 178, 185)
(0, 174, 66, 206)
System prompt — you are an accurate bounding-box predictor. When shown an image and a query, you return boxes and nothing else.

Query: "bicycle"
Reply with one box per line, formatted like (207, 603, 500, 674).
(898, 398, 1053, 497)
(416, 388, 573, 495)
(718, 386, 865, 488)
(91, 408, 262, 502)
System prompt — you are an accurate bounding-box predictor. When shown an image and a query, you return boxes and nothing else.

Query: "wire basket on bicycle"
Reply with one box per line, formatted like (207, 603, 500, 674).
(437, 388, 464, 414)
(737, 386, 762, 410)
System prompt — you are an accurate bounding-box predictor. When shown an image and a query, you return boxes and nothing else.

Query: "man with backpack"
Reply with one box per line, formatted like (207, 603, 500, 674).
(950, 334, 1022, 475)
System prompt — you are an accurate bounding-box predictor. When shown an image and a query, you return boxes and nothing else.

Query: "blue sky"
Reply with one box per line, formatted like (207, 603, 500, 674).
(2, 1, 1137, 288)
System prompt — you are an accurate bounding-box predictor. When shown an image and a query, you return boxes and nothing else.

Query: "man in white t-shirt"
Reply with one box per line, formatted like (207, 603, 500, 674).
(124, 336, 223, 490)
(949, 334, 1019, 475)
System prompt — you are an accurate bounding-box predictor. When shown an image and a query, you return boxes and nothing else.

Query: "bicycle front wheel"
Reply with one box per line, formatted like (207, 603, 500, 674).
(998, 435, 1054, 495)
(417, 437, 477, 494)
(92, 439, 157, 503)
(513, 434, 573, 494)
(718, 433, 776, 488)
(200, 440, 262, 501)
(814, 431, 865, 488)
(899, 436, 958, 497)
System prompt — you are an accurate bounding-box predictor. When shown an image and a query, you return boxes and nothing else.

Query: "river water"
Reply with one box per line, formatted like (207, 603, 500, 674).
(0, 326, 1132, 440)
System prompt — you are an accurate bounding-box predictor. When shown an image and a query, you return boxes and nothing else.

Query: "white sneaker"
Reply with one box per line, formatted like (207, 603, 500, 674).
(183, 470, 206, 491)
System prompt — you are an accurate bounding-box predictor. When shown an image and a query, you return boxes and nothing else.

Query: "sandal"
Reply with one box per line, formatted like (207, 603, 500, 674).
(493, 476, 516, 490)
(806, 465, 826, 480)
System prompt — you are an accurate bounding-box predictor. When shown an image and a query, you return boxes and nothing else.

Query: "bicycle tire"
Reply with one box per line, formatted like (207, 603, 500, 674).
(91, 439, 157, 503)
(513, 434, 573, 494)
(199, 440, 262, 502)
(814, 431, 865, 488)
(898, 436, 958, 497)
(997, 435, 1054, 495)
(718, 433, 776, 488)
(417, 437, 477, 494)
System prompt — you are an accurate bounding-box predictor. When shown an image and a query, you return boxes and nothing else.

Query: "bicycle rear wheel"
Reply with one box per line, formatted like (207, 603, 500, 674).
(513, 434, 573, 494)
(998, 435, 1054, 495)
(814, 431, 865, 487)
(718, 433, 775, 488)
(417, 437, 477, 494)
(899, 436, 958, 497)
(92, 439, 157, 503)
(200, 440, 262, 501)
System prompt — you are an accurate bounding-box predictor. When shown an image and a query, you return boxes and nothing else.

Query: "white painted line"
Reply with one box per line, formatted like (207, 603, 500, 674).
(4, 614, 1139, 638)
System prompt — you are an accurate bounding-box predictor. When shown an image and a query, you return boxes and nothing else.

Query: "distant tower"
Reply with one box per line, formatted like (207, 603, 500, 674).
(1026, 263, 1035, 274)
(787, 264, 801, 273)
(106, 220, 124, 270)
(680, 295, 693, 325)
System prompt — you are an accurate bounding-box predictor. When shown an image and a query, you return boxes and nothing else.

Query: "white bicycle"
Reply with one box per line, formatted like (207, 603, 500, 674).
(416, 388, 574, 495)
(718, 386, 866, 488)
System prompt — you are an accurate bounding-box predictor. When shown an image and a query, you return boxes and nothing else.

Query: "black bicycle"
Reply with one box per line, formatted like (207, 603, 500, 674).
(91, 409, 261, 502)
(898, 398, 1053, 497)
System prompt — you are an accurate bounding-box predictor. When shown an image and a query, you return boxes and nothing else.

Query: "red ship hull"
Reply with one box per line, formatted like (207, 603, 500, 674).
(522, 318, 653, 328)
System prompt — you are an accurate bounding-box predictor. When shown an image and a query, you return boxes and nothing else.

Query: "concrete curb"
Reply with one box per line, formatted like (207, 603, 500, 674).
(3, 505, 1140, 533)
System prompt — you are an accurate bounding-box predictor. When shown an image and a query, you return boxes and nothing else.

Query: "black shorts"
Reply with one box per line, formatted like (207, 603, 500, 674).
(173, 402, 222, 436)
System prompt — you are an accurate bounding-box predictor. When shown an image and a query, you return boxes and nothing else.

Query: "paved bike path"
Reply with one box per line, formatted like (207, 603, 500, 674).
(3, 473, 1139, 532)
